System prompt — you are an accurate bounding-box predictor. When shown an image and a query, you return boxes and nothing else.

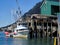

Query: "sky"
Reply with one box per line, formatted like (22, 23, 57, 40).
(0, 0, 42, 27)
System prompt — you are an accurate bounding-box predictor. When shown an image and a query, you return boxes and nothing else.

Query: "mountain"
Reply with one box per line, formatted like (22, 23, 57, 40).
(22, 1, 42, 19)
(0, 1, 42, 28)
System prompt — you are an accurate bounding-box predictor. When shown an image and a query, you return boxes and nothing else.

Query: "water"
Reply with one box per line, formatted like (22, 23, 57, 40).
(0, 32, 54, 45)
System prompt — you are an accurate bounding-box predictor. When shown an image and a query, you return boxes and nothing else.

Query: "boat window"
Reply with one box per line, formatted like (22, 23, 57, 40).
(19, 29, 27, 30)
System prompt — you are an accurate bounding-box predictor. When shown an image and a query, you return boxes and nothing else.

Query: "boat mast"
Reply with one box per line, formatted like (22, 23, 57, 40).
(16, 0, 21, 18)
(16, 0, 22, 26)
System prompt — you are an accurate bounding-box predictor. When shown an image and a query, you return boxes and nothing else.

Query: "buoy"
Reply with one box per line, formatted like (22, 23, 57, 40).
(5, 32, 9, 35)
(54, 37, 56, 45)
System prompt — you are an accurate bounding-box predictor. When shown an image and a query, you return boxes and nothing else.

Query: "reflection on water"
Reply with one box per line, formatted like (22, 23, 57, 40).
(0, 37, 13, 45)
(0, 37, 54, 45)
(0, 32, 54, 45)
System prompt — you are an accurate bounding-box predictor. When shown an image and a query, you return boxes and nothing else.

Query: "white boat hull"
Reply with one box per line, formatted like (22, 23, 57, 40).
(6, 25, 29, 38)
(6, 30, 29, 38)
(13, 34, 28, 38)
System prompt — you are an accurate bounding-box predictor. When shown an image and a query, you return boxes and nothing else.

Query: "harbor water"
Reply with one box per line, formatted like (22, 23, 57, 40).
(0, 32, 54, 45)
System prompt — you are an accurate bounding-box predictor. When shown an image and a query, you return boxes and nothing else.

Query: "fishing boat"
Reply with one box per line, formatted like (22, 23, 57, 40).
(13, 25, 29, 38)
(5, 0, 29, 38)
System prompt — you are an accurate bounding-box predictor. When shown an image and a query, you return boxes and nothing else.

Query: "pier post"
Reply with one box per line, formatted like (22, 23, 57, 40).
(42, 20, 44, 38)
(33, 20, 37, 38)
(46, 21, 48, 38)
(51, 21, 52, 38)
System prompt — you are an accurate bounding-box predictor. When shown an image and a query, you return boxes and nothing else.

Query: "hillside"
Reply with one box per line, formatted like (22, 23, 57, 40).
(22, 2, 42, 18)
(0, 1, 42, 28)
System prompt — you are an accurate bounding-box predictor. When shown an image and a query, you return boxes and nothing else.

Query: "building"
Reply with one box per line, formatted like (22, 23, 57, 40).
(41, 0, 60, 16)
(27, 0, 59, 38)
(28, 14, 57, 38)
